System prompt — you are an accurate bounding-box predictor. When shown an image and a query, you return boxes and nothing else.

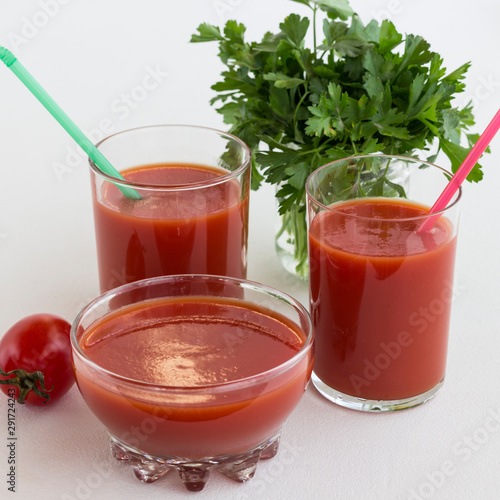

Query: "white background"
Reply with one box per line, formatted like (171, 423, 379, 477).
(0, 1, 499, 499)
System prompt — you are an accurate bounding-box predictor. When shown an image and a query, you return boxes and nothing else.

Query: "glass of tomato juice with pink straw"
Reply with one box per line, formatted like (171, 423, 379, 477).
(306, 155, 461, 411)
(71, 274, 314, 492)
(89, 125, 251, 292)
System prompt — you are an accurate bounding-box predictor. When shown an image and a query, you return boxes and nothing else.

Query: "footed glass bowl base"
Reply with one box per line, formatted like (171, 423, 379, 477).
(109, 431, 281, 492)
(312, 372, 444, 412)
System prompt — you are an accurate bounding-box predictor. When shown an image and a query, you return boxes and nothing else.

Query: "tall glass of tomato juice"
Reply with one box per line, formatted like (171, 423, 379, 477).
(89, 125, 251, 292)
(71, 274, 314, 492)
(306, 155, 461, 411)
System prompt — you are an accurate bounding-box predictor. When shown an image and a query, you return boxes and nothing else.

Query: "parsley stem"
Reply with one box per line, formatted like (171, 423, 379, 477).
(293, 88, 310, 132)
(313, 5, 317, 53)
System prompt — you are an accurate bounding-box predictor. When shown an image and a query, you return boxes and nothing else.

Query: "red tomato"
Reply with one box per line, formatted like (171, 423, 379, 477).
(0, 314, 75, 405)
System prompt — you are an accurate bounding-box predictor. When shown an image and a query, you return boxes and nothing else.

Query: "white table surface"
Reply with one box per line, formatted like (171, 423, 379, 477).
(1, 1, 499, 499)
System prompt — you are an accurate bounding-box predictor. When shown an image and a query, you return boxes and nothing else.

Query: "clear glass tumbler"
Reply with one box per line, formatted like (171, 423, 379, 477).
(89, 125, 251, 292)
(306, 155, 461, 411)
(71, 274, 314, 491)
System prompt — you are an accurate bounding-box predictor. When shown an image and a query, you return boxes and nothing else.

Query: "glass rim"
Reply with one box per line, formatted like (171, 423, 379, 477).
(71, 274, 314, 395)
(88, 124, 252, 192)
(305, 154, 462, 222)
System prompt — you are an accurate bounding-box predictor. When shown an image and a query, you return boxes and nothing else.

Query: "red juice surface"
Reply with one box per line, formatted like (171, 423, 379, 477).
(92, 163, 249, 292)
(75, 297, 311, 458)
(309, 198, 457, 401)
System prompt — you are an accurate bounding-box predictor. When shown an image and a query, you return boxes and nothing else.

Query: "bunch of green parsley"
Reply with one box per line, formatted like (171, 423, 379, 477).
(192, 0, 483, 277)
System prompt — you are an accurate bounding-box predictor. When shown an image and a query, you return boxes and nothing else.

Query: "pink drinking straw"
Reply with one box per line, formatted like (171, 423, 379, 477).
(418, 108, 500, 233)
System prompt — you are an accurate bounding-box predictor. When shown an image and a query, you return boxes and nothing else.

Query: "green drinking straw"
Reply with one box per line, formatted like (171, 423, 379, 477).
(0, 46, 140, 199)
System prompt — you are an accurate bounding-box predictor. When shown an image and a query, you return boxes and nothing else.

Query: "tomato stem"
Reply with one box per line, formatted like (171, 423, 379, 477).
(0, 366, 53, 404)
